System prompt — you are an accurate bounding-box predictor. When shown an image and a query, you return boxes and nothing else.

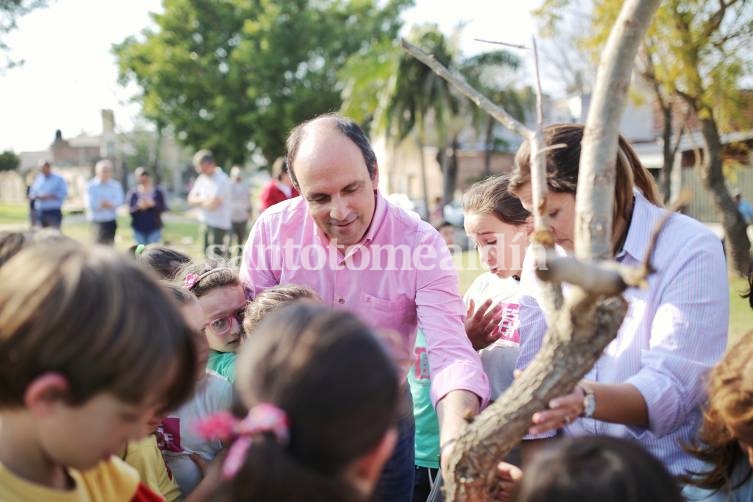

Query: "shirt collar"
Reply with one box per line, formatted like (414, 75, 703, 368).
(362, 190, 387, 246)
(617, 189, 655, 261)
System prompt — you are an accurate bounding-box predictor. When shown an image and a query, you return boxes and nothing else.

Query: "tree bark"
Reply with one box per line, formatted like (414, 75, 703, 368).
(659, 103, 673, 203)
(698, 113, 751, 276)
(483, 117, 494, 177)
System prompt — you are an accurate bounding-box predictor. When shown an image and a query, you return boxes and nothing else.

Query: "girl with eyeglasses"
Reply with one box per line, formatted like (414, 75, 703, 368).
(177, 261, 248, 383)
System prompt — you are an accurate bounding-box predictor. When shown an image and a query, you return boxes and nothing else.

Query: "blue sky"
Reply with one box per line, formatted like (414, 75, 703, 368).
(0, 0, 540, 152)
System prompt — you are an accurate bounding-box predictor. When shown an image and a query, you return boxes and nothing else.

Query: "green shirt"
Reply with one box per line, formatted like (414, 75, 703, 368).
(407, 330, 440, 469)
(207, 350, 236, 383)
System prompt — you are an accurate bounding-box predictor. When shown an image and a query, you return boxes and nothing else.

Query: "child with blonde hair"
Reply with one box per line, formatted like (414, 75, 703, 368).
(682, 331, 753, 501)
(0, 244, 197, 501)
(242, 284, 321, 335)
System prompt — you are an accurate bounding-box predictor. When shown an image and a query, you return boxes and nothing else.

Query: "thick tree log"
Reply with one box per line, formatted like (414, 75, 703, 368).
(444, 294, 628, 500)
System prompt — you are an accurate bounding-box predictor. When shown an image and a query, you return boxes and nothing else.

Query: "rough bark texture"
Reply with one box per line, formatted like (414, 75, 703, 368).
(444, 294, 628, 501)
(698, 114, 752, 276)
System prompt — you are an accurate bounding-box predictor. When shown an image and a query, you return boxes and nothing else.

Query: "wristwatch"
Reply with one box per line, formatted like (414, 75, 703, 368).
(579, 385, 596, 418)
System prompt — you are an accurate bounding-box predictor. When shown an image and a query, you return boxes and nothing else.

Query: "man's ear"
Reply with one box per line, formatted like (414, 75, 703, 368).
(371, 161, 380, 191)
(24, 372, 69, 415)
(348, 426, 398, 495)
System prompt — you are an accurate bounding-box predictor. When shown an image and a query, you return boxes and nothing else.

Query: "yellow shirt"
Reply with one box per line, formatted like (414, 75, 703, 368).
(123, 435, 181, 502)
(0, 456, 139, 502)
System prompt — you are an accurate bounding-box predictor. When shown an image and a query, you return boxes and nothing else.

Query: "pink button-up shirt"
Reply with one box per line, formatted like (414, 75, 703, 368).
(240, 192, 489, 406)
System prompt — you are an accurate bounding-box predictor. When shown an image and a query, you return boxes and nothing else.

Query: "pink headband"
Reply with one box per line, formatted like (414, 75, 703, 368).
(183, 267, 233, 290)
(197, 403, 289, 479)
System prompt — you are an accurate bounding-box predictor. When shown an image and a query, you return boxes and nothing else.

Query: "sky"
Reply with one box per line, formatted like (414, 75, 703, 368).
(0, 0, 541, 153)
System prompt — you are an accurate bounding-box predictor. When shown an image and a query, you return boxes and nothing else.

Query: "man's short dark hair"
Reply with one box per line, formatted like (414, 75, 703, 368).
(285, 113, 377, 188)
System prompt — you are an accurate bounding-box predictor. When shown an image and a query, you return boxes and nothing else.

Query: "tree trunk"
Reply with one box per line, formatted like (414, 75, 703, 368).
(417, 134, 430, 221)
(698, 114, 751, 276)
(441, 135, 460, 206)
(483, 117, 494, 177)
(659, 104, 673, 204)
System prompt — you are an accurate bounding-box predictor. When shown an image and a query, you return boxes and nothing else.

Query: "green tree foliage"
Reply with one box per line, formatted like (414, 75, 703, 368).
(114, 0, 411, 168)
(0, 0, 49, 69)
(0, 149, 19, 171)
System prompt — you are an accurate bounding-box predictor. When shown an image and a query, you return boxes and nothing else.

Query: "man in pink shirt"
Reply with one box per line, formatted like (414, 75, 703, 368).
(240, 113, 488, 502)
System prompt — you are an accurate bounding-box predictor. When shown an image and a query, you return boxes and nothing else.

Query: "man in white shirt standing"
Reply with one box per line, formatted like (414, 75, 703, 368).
(85, 159, 124, 245)
(188, 149, 232, 257)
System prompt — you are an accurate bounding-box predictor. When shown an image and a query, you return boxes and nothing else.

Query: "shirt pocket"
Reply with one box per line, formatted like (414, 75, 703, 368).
(355, 292, 414, 333)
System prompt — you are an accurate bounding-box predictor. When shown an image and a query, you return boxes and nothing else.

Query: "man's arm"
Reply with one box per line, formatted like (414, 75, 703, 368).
(435, 389, 479, 474)
(414, 228, 489, 470)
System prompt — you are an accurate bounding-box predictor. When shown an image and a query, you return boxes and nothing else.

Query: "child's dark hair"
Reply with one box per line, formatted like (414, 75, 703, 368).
(512, 436, 683, 502)
(176, 260, 240, 298)
(219, 303, 400, 502)
(131, 244, 192, 280)
(0, 244, 197, 413)
(243, 284, 321, 335)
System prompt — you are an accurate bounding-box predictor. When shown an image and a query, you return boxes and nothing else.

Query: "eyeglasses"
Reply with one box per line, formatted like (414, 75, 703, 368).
(204, 307, 246, 337)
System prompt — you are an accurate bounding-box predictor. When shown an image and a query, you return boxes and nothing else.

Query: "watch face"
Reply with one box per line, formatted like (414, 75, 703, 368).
(584, 395, 596, 418)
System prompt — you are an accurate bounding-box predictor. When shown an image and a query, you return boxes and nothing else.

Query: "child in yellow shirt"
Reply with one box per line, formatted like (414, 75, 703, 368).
(0, 244, 197, 501)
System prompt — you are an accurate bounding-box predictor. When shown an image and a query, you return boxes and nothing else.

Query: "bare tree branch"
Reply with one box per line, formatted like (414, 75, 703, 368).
(400, 38, 532, 138)
(473, 38, 529, 50)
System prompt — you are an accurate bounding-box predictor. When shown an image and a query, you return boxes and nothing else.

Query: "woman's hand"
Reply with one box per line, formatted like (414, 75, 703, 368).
(529, 386, 585, 436)
(465, 298, 503, 350)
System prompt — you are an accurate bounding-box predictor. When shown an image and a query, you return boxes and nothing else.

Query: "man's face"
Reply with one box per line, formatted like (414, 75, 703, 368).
(41, 163, 51, 176)
(198, 160, 216, 176)
(98, 166, 113, 182)
(293, 127, 378, 248)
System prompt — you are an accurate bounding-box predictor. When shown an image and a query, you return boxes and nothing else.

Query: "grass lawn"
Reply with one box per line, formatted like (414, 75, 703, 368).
(1, 201, 750, 340)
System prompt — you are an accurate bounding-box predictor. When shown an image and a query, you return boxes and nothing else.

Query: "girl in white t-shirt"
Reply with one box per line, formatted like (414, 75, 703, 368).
(462, 174, 530, 400)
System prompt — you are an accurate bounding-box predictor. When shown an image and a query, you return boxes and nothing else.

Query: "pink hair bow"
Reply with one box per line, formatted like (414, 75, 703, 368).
(197, 403, 290, 479)
(184, 273, 200, 290)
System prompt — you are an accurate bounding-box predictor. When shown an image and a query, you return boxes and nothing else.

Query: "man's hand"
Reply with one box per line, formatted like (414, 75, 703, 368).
(436, 390, 480, 479)
(465, 298, 503, 350)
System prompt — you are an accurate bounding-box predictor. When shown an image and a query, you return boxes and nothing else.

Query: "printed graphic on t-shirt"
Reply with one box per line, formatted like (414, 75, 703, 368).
(413, 346, 430, 381)
(156, 417, 182, 453)
(494, 303, 520, 344)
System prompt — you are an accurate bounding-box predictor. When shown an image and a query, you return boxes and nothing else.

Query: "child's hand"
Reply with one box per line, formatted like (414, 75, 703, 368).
(465, 298, 503, 350)
(189, 453, 208, 477)
(496, 461, 523, 502)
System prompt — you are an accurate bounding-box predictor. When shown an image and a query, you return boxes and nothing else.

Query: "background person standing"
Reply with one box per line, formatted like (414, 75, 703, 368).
(258, 156, 298, 212)
(85, 159, 124, 245)
(187, 149, 231, 255)
(28, 160, 67, 229)
(128, 166, 167, 245)
(229, 165, 252, 249)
